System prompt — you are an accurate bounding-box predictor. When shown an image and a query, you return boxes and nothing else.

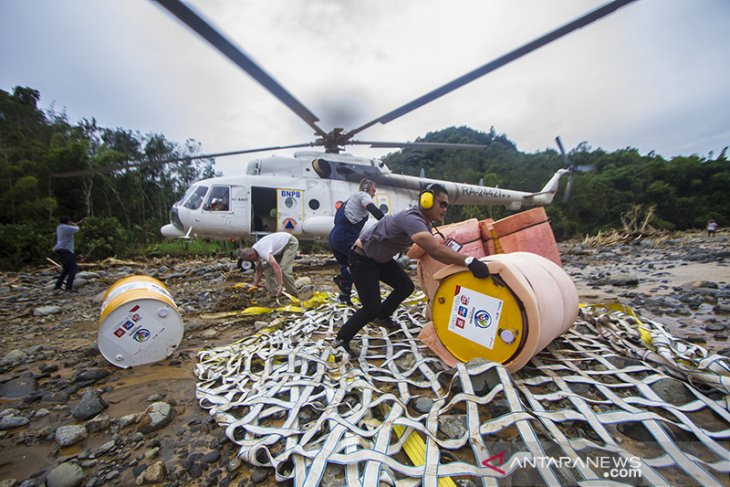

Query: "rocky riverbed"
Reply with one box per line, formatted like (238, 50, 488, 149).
(0, 231, 728, 487)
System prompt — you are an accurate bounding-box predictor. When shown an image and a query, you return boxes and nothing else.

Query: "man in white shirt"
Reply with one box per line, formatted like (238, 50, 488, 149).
(239, 232, 300, 297)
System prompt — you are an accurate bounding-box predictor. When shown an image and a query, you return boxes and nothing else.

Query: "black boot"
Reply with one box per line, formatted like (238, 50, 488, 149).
(333, 275, 353, 304)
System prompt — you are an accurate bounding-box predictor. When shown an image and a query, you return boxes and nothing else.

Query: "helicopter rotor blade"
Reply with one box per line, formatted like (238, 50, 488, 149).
(351, 141, 491, 150)
(563, 173, 574, 203)
(555, 136, 572, 167)
(346, 0, 638, 139)
(154, 0, 327, 138)
(51, 142, 318, 178)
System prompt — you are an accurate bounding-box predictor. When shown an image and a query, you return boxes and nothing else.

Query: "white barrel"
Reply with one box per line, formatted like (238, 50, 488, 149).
(97, 276, 184, 368)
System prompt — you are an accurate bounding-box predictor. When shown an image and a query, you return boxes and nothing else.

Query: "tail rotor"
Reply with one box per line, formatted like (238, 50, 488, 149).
(555, 136, 594, 203)
(555, 136, 574, 202)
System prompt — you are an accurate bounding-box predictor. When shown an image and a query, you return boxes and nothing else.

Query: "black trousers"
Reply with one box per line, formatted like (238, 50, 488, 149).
(54, 249, 77, 290)
(336, 249, 414, 343)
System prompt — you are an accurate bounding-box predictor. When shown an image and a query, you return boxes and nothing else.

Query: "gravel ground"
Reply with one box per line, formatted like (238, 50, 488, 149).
(0, 231, 727, 486)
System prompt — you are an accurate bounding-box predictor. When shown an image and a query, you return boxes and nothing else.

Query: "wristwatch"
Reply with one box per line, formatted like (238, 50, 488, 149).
(464, 256, 475, 266)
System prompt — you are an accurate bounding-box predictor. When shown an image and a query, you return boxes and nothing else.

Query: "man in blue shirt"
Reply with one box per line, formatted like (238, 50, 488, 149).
(53, 216, 81, 292)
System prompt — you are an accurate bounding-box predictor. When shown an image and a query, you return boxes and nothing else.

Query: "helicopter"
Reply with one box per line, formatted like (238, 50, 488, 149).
(57, 0, 636, 241)
(159, 150, 573, 240)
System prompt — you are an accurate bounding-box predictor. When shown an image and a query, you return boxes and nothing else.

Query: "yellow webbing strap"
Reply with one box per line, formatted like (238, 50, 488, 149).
(580, 302, 653, 345)
(386, 408, 456, 487)
(486, 222, 504, 254)
(200, 292, 330, 319)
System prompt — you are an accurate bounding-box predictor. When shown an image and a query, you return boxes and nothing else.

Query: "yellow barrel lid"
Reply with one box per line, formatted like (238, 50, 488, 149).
(431, 270, 526, 364)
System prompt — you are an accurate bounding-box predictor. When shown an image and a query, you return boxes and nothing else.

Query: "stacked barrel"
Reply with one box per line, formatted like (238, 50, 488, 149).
(409, 208, 578, 373)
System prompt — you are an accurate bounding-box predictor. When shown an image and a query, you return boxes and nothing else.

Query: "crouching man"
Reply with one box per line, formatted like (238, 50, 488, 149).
(239, 232, 300, 297)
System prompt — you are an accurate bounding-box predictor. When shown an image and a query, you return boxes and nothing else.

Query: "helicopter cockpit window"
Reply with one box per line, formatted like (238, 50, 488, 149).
(204, 186, 231, 212)
(183, 186, 208, 210)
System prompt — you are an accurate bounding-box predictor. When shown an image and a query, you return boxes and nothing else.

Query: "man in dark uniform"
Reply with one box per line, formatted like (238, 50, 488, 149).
(328, 179, 384, 304)
(332, 183, 490, 354)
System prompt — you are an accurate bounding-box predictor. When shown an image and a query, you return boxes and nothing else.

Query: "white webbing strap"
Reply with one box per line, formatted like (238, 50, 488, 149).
(195, 294, 730, 486)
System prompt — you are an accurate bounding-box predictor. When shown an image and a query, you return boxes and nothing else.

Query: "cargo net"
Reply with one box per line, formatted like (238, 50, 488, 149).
(195, 296, 730, 487)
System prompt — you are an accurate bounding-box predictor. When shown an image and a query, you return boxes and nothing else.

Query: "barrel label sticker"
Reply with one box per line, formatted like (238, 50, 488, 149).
(112, 308, 147, 341)
(109, 306, 167, 356)
(448, 286, 503, 349)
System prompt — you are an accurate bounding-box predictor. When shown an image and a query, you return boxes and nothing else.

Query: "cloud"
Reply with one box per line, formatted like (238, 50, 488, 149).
(2, 0, 728, 176)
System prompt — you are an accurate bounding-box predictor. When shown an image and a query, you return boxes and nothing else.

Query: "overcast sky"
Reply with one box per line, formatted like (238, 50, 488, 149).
(2, 0, 729, 176)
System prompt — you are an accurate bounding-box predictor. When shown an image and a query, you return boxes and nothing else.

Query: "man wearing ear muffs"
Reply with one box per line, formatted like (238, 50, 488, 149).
(332, 183, 490, 355)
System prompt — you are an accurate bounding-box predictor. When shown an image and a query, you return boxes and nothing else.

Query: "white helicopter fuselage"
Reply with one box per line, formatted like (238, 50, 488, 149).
(161, 151, 567, 241)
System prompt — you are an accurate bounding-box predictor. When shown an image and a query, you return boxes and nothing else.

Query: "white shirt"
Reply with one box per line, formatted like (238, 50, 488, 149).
(53, 224, 80, 253)
(252, 232, 292, 261)
(344, 191, 374, 224)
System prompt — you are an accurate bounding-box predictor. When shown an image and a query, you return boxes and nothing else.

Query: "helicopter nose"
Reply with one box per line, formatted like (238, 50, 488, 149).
(161, 223, 186, 238)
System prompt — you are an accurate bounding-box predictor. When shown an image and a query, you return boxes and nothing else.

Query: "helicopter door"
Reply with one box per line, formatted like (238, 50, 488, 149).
(251, 187, 277, 233)
(231, 185, 248, 236)
(277, 188, 304, 235)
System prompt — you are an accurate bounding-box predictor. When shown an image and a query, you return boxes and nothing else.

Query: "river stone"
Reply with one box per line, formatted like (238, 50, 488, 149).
(2, 349, 29, 366)
(117, 413, 139, 428)
(651, 378, 696, 404)
(200, 329, 218, 339)
(617, 422, 655, 442)
(98, 440, 116, 455)
(0, 376, 38, 399)
(55, 424, 88, 447)
(138, 402, 174, 433)
(0, 408, 19, 418)
(438, 414, 467, 439)
(72, 389, 108, 420)
(294, 276, 312, 287)
(135, 460, 166, 485)
(608, 273, 639, 287)
(251, 467, 270, 483)
(413, 396, 434, 414)
(73, 368, 110, 383)
(679, 280, 719, 289)
(86, 413, 112, 433)
(465, 358, 501, 395)
(33, 305, 63, 316)
(46, 462, 84, 487)
(0, 415, 30, 430)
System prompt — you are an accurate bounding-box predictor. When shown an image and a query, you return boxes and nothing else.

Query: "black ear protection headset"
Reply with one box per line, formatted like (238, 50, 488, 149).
(419, 183, 446, 209)
(359, 179, 374, 192)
